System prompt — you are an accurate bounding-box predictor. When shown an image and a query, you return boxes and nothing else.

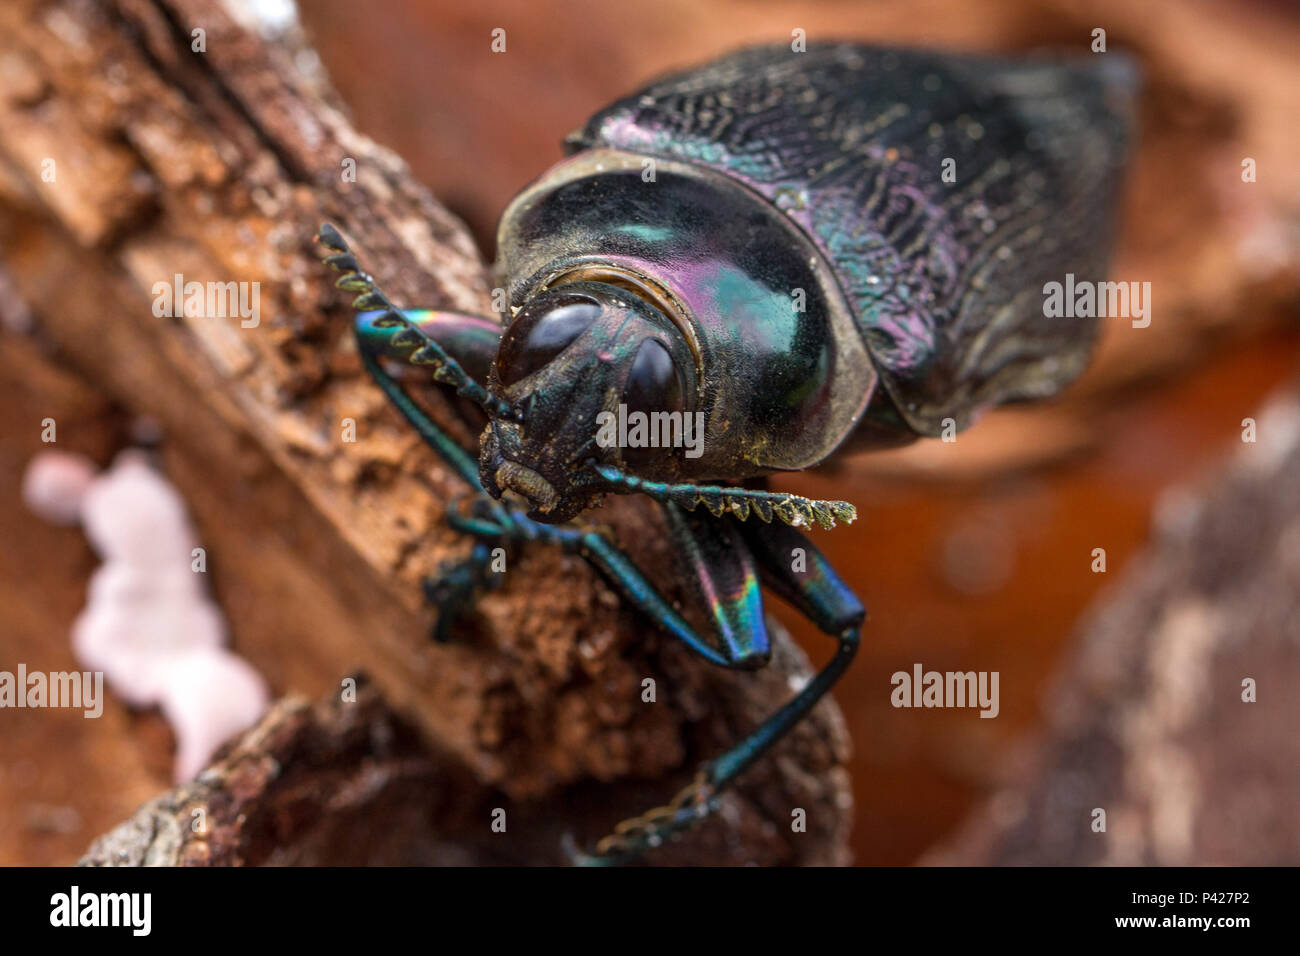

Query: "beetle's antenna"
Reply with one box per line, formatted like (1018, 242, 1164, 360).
(590, 463, 856, 530)
(316, 223, 516, 421)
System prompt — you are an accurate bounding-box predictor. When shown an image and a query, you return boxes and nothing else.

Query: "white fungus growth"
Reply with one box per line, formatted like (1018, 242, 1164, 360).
(24, 449, 269, 782)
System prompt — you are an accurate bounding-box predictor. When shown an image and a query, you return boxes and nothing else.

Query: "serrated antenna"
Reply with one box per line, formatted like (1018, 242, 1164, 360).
(591, 463, 856, 530)
(317, 223, 516, 420)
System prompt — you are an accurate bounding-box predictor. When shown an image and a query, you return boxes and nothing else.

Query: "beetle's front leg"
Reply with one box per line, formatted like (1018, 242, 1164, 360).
(353, 318, 495, 489)
(317, 224, 512, 489)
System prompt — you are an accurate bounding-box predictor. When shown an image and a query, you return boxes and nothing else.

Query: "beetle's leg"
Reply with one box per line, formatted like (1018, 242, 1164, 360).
(562, 512, 864, 865)
(352, 308, 501, 488)
(445, 505, 738, 667)
(355, 309, 537, 631)
(720, 518, 865, 779)
(357, 349, 481, 486)
(420, 500, 860, 861)
(354, 317, 536, 544)
(423, 540, 498, 644)
(419, 497, 533, 643)
(658, 504, 771, 667)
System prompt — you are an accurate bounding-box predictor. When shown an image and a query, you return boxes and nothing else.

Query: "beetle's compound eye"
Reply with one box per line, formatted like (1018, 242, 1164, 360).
(497, 294, 601, 387)
(623, 339, 685, 467)
(624, 339, 684, 416)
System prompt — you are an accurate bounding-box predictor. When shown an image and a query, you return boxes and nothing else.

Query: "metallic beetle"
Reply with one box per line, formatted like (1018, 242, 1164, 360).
(319, 43, 1136, 863)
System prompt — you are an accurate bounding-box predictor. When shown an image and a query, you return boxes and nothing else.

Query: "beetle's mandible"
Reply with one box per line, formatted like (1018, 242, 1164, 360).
(317, 43, 1136, 864)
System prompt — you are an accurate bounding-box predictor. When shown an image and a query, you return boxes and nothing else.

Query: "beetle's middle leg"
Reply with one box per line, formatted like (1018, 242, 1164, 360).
(456, 504, 862, 863)
(428, 495, 864, 863)
(563, 509, 864, 864)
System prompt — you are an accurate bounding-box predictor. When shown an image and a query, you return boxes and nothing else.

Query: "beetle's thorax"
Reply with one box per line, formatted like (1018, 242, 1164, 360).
(494, 148, 878, 480)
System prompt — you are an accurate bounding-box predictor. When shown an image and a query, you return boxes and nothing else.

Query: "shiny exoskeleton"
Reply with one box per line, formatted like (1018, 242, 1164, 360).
(318, 43, 1136, 864)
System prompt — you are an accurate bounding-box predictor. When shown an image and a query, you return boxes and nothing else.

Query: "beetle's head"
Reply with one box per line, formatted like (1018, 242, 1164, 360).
(480, 281, 698, 523)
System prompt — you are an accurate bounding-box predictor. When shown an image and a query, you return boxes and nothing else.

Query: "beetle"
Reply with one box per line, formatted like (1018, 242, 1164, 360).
(318, 42, 1135, 864)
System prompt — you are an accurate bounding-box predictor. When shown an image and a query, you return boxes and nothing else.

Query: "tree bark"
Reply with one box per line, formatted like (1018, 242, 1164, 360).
(0, 0, 850, 865)
(78, 681, 510, 866)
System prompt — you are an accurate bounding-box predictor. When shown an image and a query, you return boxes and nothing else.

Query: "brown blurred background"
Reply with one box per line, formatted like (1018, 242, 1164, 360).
(2, 0, 1297, 864)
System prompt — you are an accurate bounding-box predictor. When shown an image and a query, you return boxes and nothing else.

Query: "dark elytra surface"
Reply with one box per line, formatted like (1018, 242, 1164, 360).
(572, 43, 1136, 437)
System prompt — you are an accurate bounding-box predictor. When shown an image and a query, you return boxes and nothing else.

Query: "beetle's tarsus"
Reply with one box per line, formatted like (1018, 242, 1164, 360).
(422, 539, 505, 644)
(561, 832, 623, 867)
(581, 770, 719, 863)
